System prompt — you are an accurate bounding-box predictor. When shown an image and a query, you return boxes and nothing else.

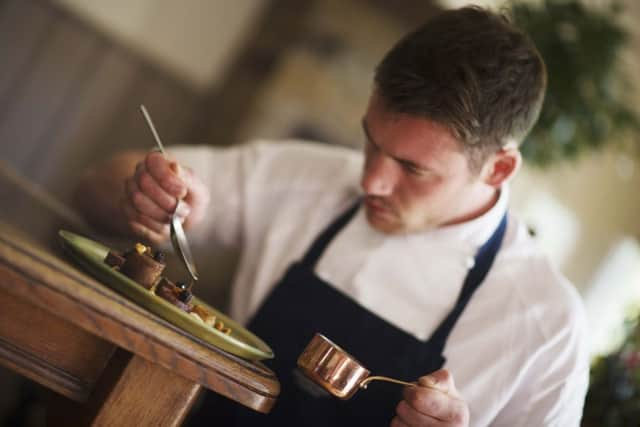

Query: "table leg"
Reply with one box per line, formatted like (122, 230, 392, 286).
(48, 349, 202, 426)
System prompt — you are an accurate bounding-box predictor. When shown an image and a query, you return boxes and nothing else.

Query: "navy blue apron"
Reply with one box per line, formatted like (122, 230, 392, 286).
(188, 201, 507, 426)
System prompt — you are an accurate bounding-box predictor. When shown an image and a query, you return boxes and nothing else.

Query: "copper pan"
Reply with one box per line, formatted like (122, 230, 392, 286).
(297, 333, 415, 400)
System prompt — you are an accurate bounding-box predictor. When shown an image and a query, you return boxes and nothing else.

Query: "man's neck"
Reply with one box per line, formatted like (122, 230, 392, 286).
(444, 187, 500, 227)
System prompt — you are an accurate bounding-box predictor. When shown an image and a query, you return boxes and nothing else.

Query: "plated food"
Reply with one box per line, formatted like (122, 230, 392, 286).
(104, 243, 231, 335)
(59, 230, 273, 360)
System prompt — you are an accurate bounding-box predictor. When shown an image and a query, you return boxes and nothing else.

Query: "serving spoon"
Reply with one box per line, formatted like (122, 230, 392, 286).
(139, 104, 199, 284)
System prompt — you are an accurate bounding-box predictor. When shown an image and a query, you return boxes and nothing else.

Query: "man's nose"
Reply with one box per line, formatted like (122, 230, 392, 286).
(361, 155, 394, 196)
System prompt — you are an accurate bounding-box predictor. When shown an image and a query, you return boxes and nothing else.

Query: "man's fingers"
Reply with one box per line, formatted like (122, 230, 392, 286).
(135, 212, 170, 236)
(134, 164, 179, 212)
(145, 151, 187, 199)
(121, 153, 196, 243)
(180, 166, 209, 228)
(127, 153, 209, 233)
(397, 369, 469, 426)
(418, 369, 457, 396)
(122, 203, 170, 236)
(125, 178, 172, 222)
(402, 384, 468, 425)
(120, 198, 168, 244)
(394, 400, 444, 427)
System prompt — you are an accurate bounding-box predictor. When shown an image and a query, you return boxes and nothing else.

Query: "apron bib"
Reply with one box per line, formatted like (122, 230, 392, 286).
(189, 202, 507, 426)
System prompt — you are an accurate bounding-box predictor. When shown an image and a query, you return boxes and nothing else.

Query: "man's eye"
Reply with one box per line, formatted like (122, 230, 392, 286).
(402, 163, 424, 176)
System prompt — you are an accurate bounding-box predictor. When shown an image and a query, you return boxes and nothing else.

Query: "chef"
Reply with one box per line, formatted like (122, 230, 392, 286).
(75, 6, 589, 426)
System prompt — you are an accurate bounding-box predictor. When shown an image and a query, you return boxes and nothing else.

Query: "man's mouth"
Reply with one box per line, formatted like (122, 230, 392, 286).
(364, 196, 394, 216)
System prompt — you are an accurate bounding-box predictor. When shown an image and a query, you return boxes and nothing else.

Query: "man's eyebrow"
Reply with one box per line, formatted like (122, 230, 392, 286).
(361, 118, 429, 171)
(361, 119, 374, 145)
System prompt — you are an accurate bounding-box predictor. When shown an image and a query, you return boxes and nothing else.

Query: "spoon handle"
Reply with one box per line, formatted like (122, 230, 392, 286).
(139, 104, 199, 283)
(359, 376, 416, 389)
(139, 104, 184, 213)
(140, 105, 167, 156)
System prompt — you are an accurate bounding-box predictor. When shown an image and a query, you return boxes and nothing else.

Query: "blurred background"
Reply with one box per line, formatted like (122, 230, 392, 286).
(0, 0, 638, 425)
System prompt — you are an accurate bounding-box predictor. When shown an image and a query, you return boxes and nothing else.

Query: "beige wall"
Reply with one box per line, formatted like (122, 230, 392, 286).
(511, 149, 639, 289)
(54, 0, 266, 91)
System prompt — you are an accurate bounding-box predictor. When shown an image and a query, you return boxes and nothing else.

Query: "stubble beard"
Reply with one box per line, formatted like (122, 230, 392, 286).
(364, 196, 440, 235)
(363, 196, 404, 234)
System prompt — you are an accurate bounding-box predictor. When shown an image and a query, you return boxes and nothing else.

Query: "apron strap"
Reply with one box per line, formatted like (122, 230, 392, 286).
(428, 213, 508, 354)
(301, 200, 360, 268)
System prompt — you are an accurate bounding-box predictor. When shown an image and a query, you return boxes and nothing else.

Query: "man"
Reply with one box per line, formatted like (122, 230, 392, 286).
(75, 6, 589, 426)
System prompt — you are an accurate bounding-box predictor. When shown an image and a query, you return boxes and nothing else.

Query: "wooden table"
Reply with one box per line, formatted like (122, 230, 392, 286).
(0, 163, 279, 425)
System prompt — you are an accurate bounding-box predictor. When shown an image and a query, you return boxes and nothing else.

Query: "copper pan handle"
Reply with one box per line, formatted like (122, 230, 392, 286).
(360, 375, 416, 389)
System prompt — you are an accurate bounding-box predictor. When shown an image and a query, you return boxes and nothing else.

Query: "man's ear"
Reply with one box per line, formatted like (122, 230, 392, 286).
(481, 146, 521, 188)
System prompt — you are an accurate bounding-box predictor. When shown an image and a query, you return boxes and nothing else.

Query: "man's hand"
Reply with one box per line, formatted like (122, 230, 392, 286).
(122, 151, 210, 244)
(391, 369, 469, 427)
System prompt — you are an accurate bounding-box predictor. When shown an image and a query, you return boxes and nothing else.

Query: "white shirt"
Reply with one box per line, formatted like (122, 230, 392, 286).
(171, 141, 590, 427)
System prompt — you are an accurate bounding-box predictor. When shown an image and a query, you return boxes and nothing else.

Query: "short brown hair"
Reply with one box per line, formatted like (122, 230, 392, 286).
(375, 6, 546, 171)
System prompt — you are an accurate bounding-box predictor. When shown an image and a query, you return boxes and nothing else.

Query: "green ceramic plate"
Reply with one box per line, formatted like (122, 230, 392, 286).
(59, 230, 274, 361)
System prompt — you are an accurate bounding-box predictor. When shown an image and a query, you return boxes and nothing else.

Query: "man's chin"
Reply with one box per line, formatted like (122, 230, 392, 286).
(364, 209, 438, 234)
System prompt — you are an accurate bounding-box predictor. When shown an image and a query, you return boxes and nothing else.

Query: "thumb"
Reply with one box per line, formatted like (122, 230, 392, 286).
(168, 161, 191, 199)
(418, 369, 458, 396)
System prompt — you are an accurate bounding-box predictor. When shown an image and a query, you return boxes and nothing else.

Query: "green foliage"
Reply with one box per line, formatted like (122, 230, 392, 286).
(583, 313, 640, 426)
(511, 0, 640, 167)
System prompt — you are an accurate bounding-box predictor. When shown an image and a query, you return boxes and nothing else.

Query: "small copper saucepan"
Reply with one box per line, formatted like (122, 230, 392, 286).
(297, 333, 416, 399)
